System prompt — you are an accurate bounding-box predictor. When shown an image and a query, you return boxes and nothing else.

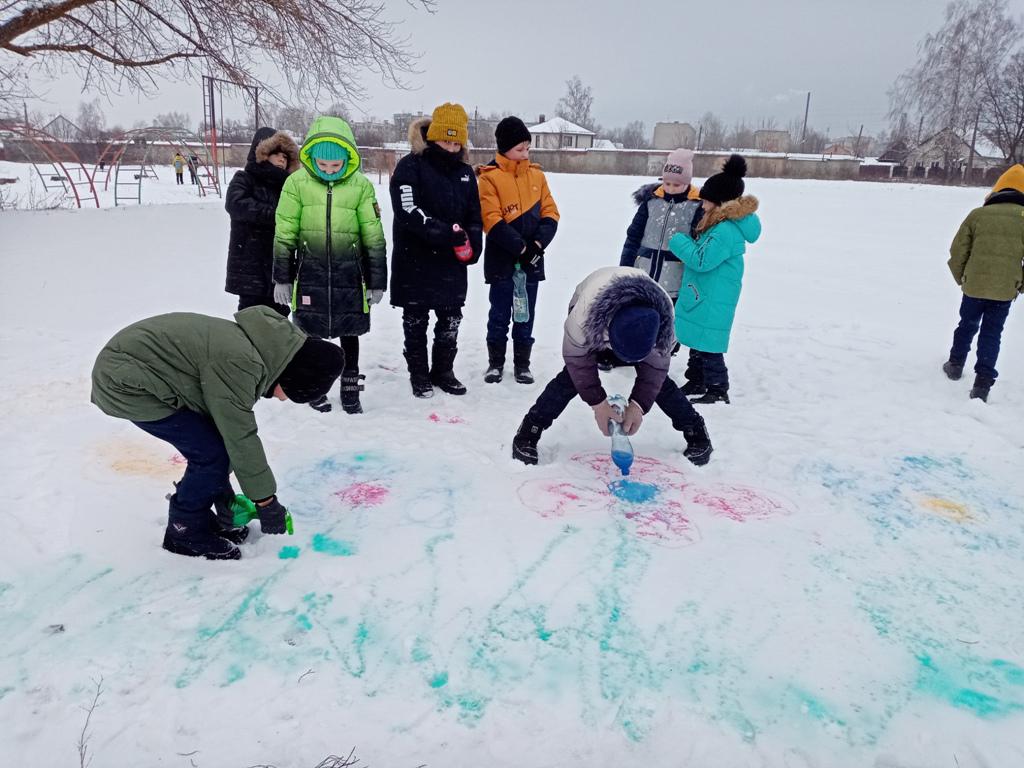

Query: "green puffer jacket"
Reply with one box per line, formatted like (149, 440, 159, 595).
(273, 116, 387, 338)
(90, 307, 306, 500)
(948, 190, 1024, 301)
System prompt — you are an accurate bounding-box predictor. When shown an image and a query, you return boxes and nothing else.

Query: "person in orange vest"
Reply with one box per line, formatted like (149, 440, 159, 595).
(477, 117, 559, 385)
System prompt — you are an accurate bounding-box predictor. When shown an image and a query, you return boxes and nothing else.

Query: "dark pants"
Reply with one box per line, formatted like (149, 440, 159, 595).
(175, 171, 184, 185)
(486, 278, 539, 346)
(525, 366, 702, 431)
(237, 293, 290, 318)
(133, 410, 230, 519)
(949, 294, 1012, 380)
(339, 335, 359, 375)
(684, 349, 729, 391)
(403, 307, 462, 374)
(188, 168, 198, 184)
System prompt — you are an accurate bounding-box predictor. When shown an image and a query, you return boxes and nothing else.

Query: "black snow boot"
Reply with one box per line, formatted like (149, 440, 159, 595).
(163, 495, 240, 560)
(512, 417, 544, 465)
(484, 342, 506, 384)
(690, 387, 730, 405)
(681, 416, 713, 466)
(309, 395, 332, 413)
(340, 372, 366, 414)
(680, 380, 707, 397)
(942, 360, 965, 381)
(969, 375, 994, 402)
(405, 346, 434, 398)
(513, 342, 534, 384)
(431, 343, 467, 395)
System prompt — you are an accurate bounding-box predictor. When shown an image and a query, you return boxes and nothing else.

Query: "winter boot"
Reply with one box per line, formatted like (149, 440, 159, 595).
(969, 375, 994, 402)
(211, 488, 251, 544)
(680, 380, 707, 397)
(513, 342, 534, 384)
(431, 343, 467, 395)
(340, 373, 366, 414)
(689, 387, 730, 405)
(512, 417, 544, 465)
(405, 346, 434, 398)
(681, 416, 713, 467)
(163, 495, 240, 560)
(309, 395, 332, 413)
(942, 360, 965, 381)
(484, 342, 506, 384)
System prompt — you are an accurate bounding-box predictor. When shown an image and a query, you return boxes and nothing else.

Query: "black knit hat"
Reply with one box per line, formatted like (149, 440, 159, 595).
(275, 339, 344, 403)
(700, 154, 747, 205)
(495, 116, 532, 155)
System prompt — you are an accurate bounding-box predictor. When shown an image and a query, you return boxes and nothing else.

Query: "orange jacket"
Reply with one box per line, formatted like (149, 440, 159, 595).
(477, 153, 560, 282)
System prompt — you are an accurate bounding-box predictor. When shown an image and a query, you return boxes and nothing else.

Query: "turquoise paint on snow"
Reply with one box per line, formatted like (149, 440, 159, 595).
(411, 638, 431, 663)
(311, 534, 357, 556)
(296, 614, 313, 631)
(224, 664, 245, 685)
(429, 671, 449, 688)
(610, 480, 658, 504)
(278, 546, 301, 559)
(915, 654, 1024, 718)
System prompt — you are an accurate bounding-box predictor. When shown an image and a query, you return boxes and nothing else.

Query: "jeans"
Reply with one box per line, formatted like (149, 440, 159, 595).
(949, 294, 1012, 380)
(237, 293, 290, 318)
(133, 410, 230, 515)
(525, 366, 702, 431)
(486, 278, 539, 346)
(684, 349, 729, 390)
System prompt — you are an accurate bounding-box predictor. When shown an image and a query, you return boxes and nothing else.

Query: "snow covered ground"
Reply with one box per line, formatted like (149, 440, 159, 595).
(1, 172, 1022, 767)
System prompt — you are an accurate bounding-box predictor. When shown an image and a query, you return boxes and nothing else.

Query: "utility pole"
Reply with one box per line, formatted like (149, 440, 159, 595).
(965, 110, 980, 186)
(800, 91, 811, 148)
(855, 124, 864, 157)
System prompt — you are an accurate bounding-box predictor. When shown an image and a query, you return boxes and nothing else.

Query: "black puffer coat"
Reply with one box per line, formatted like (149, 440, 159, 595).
(388, 117, 483, 309)
(224, 128, 300, 297)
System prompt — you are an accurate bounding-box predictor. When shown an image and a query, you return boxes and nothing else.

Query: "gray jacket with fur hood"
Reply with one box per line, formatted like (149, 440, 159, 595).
(562, 267, 676, 412)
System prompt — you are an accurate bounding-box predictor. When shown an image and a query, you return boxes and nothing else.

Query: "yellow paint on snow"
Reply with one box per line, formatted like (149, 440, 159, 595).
(94, 438, 184, 480)
(919, 496, 975, 524)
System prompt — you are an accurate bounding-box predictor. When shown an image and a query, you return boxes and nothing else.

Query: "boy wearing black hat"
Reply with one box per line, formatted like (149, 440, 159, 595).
(668, 154, 761, 404)
(91, 306, 344, 560)
(477, 116, 560, 384)
(511, 266, 712, 466)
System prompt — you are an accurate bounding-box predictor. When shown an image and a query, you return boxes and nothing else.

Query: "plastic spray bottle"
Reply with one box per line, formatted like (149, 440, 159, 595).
(452, 224, 473, 263)
(607, 394, 634, 476)
(512, 263, 530, 323)
(230, 494, 294, 535)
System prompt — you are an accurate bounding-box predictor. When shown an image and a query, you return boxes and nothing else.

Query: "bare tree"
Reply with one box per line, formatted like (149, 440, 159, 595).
(726, 120, 756, 151)
(605, 120, 648, 149)
(698, 112, 727, 150)
(152, 111, 191, 130)
(0, 0, 435, 107)
(888, 0, 1021, 168)
(273, 104, 318, 136)
(76, 97, 105, 139)
(981, 50, 1024, 163)
(555, 75, 595, 131)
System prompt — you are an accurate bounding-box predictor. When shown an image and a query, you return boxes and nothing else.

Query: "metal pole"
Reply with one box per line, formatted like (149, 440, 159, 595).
(801, 91, 811, 146)
(855, 124, 864, 157)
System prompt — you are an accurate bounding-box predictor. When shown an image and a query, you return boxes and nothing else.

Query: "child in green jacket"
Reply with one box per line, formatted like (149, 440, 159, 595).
(273, 115, 387, 414)
(942, 164, 1024, 402)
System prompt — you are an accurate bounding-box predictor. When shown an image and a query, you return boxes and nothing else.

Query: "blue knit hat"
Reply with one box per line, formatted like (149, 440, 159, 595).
(608, 305, 661, 362)
(308, 141, 349, 163)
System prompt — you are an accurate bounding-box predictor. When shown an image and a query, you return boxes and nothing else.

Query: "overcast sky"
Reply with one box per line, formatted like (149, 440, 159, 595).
(21, 0, 1024, 137)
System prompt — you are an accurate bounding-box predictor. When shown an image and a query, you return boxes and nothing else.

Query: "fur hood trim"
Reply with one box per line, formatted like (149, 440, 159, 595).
(696, 195, 759, 234)
(582, 273, 675, 355)
(409, 116, 469, 163)
(632, 182, 661, 205)
(255, 131, 301, 173)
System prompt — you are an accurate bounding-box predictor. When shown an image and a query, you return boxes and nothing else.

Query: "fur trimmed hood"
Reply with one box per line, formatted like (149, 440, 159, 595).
(696, 195, 760, 237)
(632, 182, 661, 205)
(254, 131, 301, 173)
(409, 116, 469, 163)
(581, 271, 675, 355)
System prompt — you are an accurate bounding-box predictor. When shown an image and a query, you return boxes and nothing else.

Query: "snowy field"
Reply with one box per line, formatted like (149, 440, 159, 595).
(1, 170, 1022, 767)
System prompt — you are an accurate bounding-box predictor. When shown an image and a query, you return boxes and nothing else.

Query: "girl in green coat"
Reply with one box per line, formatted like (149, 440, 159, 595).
(272, 115, 387, 414)
(668, 155, 761, 404)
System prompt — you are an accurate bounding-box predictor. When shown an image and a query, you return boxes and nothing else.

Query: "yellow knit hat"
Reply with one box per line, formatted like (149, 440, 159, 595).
(990, 164, 1024, 196)
(426, 102, 469, 146)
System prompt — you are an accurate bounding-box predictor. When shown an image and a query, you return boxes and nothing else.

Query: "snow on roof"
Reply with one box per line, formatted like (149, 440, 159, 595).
(529, 116, 595, 135)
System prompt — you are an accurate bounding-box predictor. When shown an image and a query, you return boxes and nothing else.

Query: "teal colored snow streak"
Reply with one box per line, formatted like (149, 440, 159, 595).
(311, 533, 357, 556)
(916, 654, 1024, 718)
(425, 532, 454, 558)
(278, 546, 300, 559)
(787, 686, 847, 726)
(223, 664, 245, 686)
(429, 671, 449, 688)
(411, 638, 431, 663)
(456, 693, 487, 724)
(610, 480, 658, 504)
(296, 614, 313, 631)
(0, 686, 13, 701)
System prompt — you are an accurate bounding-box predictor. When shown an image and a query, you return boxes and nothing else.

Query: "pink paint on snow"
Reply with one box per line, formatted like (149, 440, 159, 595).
(428, 412, 467, 424)
(334, 482, 390, 508)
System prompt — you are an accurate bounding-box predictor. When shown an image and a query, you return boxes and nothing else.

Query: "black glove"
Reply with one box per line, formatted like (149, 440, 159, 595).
(257, 497, 288, 534)
(449, 226, 469, 246)
(524, 240, 545, 266)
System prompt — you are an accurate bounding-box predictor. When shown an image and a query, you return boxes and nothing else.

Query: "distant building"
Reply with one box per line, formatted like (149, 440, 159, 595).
(907, 129, 1004, 176)
(754, 129, 791, 153)
(42, 115, 85, 142)
(529, 116, 595, 149)
(652, 122, 697, 150)
(392, 112, 426, 140)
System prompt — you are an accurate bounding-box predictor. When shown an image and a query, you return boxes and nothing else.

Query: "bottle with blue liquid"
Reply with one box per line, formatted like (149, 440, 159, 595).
(512, 263, 530, 323)
(607, 394, 634, 476)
